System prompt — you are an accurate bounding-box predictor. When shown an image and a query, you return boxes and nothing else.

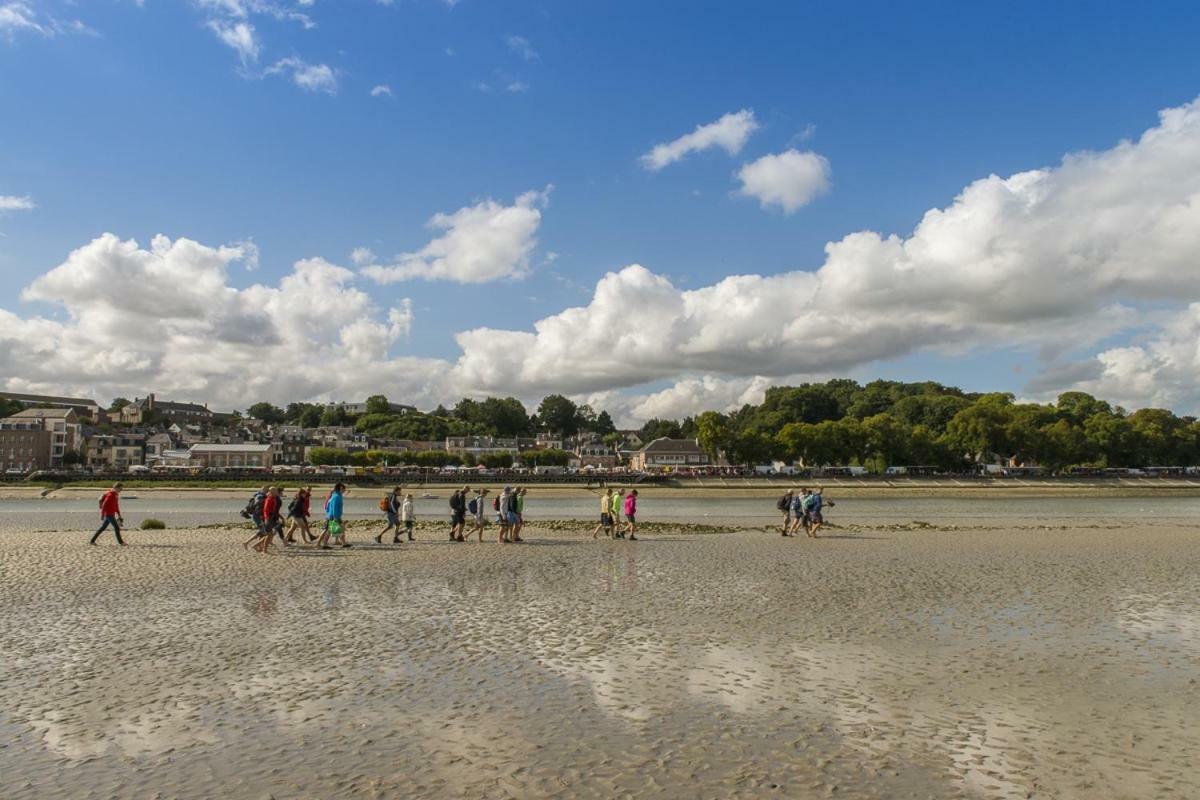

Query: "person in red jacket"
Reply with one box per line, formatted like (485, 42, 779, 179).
(255, 486, 284, 553)
(91, 483, 125, 545)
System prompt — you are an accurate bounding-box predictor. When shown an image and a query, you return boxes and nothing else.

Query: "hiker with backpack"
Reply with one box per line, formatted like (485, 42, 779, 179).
(592, 487, 614, 539)
(255, 486, 286, 553)
(241, 485, 269, 551)
(468, 488, 489, 541)
(284, 486, 313, 544)
(375, 485, 405, 544)
(788, 490, 808, 536)
(776, 489, 794, 536)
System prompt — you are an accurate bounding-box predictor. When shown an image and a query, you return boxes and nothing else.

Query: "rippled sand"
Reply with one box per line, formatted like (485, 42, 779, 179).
(3, 520, 1200, 799)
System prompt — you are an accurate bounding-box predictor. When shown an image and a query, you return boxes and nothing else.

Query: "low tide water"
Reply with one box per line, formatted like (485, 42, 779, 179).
(3, 494, 1199, 531)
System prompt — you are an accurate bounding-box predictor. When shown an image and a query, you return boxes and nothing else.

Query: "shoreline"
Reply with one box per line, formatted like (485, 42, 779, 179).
(5, 479, 1200, 501)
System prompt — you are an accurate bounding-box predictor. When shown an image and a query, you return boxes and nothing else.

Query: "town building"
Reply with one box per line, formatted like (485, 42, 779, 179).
(629, 437, 710, 471)
(119, 394, 215, 425)
(327, 400, 418, 416)
(445, 436, 523, 460)
(270, 425, 309, 465)
(0, 427, 51, 473)
(188, 443, 272, 470)
(144, 432, 175, 463)
(85, 433, 147, 471)
(569, 442, 618, 470)
(307, 426, 368, 451)
(0, 408, 82, 470)
(0, 391, 101, 420)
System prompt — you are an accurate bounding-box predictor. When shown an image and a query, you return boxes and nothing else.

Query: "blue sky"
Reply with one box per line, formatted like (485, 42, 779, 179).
(3, 1, 1200, 419)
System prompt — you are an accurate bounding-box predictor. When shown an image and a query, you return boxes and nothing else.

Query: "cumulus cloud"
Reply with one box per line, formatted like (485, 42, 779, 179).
(736, 149, 831, 213)
(362, 187, 551, 284)
(452, 97, 1200, 410)
(10, 96, 1200, 419)
(267, 57, 337, 94)
(640, 109, 759, 171)
(3, 234, 437, 410)
(370, 84, 393, 98)
(0, 194, 35, 212)
(350, 246, 376, 266)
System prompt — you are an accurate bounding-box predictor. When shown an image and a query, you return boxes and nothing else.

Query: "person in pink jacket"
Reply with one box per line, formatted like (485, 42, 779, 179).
(622, 489, 638, 541)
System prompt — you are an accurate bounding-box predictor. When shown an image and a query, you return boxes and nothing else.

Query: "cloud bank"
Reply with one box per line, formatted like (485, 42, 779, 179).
(7, 97, 1200, 419)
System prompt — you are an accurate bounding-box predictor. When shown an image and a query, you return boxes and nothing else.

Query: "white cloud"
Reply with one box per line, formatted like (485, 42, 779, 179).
(449, 96, 1200, 411)
(0, 2, 42, 37)
(640, 109, 759, 171)
(505, 81, 528, 94)
(206, 19, 259, 65)
(362, 187, 551, 284)
(3, 234, 440, 410)
(10, 96, 1200, 420)
(267, 57, 337, 94)
(350, 247, 376, 266)
(505, 34, 537, 61)
(735, 149, 830, 213)
(0, 194, 35, 212)
(370, 84, 393, 98)
(0, 2, 91, 40)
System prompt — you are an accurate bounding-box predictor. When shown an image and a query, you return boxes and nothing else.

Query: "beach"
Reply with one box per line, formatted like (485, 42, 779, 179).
(3, 508, 1200, 799)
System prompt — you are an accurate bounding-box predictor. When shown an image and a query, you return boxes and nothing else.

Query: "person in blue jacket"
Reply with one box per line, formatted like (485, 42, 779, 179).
(317, 483, 349, 550)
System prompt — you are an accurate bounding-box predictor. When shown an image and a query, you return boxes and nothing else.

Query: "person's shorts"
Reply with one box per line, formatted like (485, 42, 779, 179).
(474, 512, 484, 525)
(507, 511, 520, 525)
(452, 511, 466, 525)
(807, 511, 823, 525)
(386, 511, 399, 526)
(626, 513, 636, 525)
(404, 520, 414, 531)
(600, 512, 612, 525)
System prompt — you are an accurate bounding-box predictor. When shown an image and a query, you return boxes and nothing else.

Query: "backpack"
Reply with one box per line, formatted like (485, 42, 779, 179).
(380, 497, 390, 512)
(493, 496, 501, 511)
(448, 492, 458, 509)
(776, 495, 789, 511)
(467, 497, 478, 515)
(287, 497, 301, 515)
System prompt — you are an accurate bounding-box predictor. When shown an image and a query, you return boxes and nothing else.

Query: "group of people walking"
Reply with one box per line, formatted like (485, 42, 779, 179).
(777, 487, 832, 537)
(591, 487, 639, 540)
(86, 482, 835, 549)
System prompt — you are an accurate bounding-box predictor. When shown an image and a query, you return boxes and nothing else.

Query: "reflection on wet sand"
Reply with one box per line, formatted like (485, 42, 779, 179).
(2, 520, 1200, 798)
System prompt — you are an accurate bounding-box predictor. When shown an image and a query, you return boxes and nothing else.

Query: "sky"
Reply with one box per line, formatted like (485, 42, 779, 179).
(3, 1, 1200, 424)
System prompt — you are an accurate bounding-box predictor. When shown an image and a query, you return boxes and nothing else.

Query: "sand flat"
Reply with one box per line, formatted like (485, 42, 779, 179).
(3, 521, 1200, 799)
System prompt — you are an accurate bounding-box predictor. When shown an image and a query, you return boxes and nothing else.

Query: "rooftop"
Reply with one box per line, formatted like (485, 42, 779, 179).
(189, 443, 272, 453)
(639, 437, 704, 454)
(6, 408, 78, 420)
(0, 391, 98, 408)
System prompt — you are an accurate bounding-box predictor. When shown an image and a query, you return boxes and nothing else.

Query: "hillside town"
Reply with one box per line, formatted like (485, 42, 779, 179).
(4, 381, 1200, 481)
(0, 391, 709, 479)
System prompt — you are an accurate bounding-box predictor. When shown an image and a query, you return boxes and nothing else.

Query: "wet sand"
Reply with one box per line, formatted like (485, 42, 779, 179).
(3, 519, 1200, 798)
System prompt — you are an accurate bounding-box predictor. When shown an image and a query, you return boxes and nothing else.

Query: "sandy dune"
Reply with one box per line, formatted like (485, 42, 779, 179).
(3, 519, 1199, 798)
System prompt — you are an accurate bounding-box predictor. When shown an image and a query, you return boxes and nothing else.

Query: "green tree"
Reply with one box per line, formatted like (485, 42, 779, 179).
(594, 410, 617, 435)
(640, 418, 684, 441)
(695, 411, 733, 462)
(365, 395, 391, 415)
(247, 402, 286, 424)
(480, 451, 515, 469)
(537, 394, 579, 436)
(319, 405, 350, 427)
(520, 448, 570, 467)
(108, 397, 131, 412)
(861, 413, 909, 468)
(1056, 391, 1112, 424)
(1083, 413, 1137, 467)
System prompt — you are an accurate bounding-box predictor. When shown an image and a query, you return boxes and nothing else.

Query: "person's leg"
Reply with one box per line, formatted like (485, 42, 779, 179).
(627, 516, 637, 541)
(91, 516, 113, 545)
(112, 518, 125, 545)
